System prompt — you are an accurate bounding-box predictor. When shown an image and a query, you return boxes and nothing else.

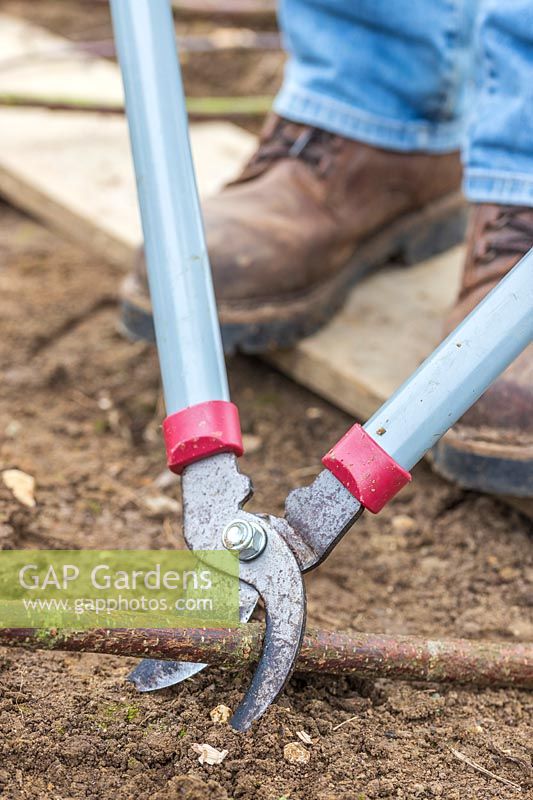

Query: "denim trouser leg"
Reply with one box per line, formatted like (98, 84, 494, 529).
(274, 0, 477, 152)
(464, 0, 533, 205)
(275, 0, 533, 206)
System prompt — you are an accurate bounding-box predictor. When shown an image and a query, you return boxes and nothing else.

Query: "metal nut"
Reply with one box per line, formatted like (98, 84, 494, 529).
(222, 518, 267, 561)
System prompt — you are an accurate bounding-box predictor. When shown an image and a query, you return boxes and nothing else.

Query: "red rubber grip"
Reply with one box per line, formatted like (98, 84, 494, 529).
(163, 400, 243, 474)
(322, 424, 411, 513)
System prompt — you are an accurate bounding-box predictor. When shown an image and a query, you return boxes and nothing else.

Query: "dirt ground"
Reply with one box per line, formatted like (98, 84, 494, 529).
(1, 2, 533, 799)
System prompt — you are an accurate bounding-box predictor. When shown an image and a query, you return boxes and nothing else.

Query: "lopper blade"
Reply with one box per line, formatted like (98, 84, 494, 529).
(230, 515, 306, 731)
(128, 658, 205, 692)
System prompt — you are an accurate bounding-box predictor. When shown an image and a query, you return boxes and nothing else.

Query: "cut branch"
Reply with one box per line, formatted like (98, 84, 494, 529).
(0, 94, 273, 119)
(1, 625, 532, 690)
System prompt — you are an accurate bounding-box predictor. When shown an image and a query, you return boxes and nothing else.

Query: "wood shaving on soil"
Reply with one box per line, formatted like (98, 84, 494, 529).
(192, 743, 229, 766)
(2, 469, 36, 508)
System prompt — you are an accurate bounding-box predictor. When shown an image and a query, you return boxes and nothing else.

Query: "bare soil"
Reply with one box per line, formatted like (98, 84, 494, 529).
(0, 3, 532, 799)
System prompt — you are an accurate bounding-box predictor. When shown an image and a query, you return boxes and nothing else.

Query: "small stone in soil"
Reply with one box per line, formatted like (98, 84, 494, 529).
(283, 742, 310, 765)
(210, 704, 232, 724)
(4, 420, 21, 439)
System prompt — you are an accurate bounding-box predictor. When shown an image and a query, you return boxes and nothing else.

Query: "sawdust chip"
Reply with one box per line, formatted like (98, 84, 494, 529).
(283, 742, 310, 765)
(210, 704, 232, 724)
(2, 469, 36, 508)
(296, 730, 313, 745)
(191, 743, 229, 765)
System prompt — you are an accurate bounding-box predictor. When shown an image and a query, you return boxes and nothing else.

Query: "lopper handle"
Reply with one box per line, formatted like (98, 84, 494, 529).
(110, 0, 229, 417)
(324, 248, 533, 512)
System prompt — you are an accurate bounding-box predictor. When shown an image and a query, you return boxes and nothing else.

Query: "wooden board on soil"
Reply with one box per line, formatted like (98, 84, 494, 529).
(1, 14, 530, 518)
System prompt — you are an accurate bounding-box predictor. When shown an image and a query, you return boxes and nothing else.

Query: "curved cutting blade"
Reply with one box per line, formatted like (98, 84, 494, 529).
(230, 515, 306, 732)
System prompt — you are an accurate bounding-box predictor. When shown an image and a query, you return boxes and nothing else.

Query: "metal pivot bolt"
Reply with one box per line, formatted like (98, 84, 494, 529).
(222, 518, 267, 561)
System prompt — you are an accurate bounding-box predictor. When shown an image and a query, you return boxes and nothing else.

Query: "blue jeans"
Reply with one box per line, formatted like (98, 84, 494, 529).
(274, 0, 533, 206)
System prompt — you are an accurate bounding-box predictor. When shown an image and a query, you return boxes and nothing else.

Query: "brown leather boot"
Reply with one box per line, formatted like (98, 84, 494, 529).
(121, 114, 465, 352)
(432, 204, 533, 497)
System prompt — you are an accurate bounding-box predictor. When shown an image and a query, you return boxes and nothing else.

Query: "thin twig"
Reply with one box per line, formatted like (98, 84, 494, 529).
(332, 715, 358, 731)
(449, 747, 522, 792)
(489, 742, 531, 775)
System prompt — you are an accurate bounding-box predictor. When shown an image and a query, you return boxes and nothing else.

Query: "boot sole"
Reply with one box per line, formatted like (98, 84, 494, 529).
(431, 427, 533, 497)
(120, 191, 467, 354)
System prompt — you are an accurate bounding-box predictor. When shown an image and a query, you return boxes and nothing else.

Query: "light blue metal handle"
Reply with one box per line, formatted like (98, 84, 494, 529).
(364, 249, 533, 471)
(110, 0, 229, 415)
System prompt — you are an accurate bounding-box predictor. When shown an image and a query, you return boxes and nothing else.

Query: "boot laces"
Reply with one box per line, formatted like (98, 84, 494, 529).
(249, 118, 340, 175)
(480, 206, 533, 263)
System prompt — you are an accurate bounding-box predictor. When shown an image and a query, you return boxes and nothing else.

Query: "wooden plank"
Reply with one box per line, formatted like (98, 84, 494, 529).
(270, 251, 463, 419)
(0, 13, 124, 107)
(171, 0, 276, 20)
(88, 0, 277, 16)
(0, 107, 256, 266)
